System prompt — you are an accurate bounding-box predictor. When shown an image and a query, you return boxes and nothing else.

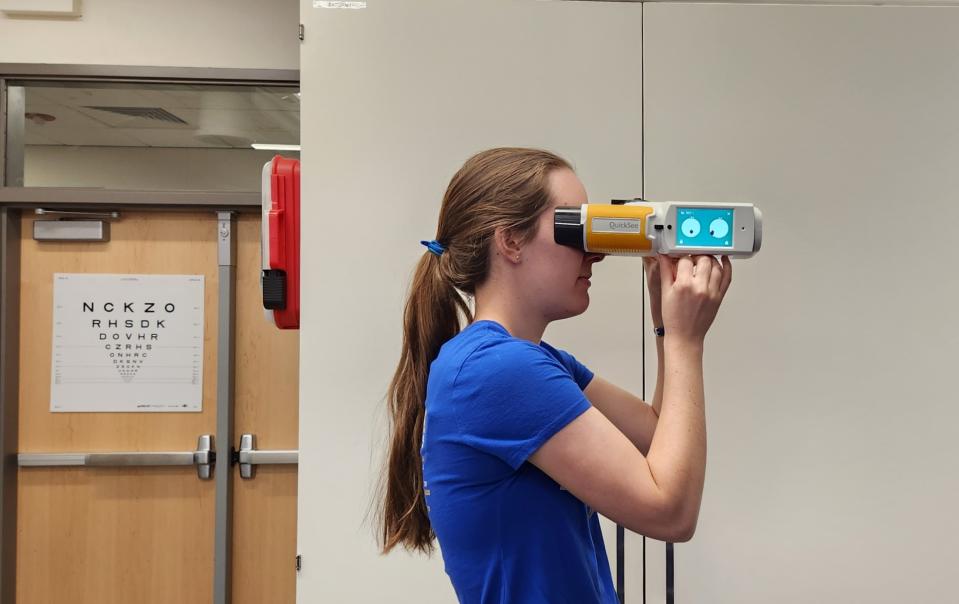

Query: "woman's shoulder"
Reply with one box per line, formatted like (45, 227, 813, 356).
(428, 323, 527, 406)
(450, 319, 547, 359)
(445, 325, 575, 391)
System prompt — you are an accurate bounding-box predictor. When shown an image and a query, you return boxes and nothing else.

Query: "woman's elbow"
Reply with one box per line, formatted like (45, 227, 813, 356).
(653, 500, 698, 542)
(671, 523, 696, 543)
(622, 503, 698, 543)
(670, 514, 699, 543)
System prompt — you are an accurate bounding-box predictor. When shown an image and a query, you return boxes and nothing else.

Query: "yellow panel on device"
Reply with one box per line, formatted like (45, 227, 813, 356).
(584, 204, 655, 255)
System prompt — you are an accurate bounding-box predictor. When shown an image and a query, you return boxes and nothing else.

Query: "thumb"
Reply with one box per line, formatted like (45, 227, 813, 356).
(657, 254, 673, 289)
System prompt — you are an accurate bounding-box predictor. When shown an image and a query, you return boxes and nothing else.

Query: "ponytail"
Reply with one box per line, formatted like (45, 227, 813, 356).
(380, 248, 471, 554)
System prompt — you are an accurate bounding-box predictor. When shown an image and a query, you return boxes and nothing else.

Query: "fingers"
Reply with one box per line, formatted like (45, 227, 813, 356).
(657, 254, 734, 296)
(675, 255, 695, 282)
(692, 255, 712, 292)
(707, 256, 723, 294)
(657, 254, 675, 289)
(704, 255, 733, 297)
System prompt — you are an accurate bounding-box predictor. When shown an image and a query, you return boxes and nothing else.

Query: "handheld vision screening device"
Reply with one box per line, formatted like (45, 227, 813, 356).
(554, 199, 762, 258)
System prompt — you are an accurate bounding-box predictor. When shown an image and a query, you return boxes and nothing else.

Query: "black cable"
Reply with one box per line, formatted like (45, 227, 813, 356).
(666, 543, 674, 604)
(641, 4, 648, 603)
(643, 535, 646, 604)
(617, 525, 625, 604)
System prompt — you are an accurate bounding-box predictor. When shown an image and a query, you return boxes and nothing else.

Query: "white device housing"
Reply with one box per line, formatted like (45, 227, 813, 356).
(630, 201, 763, 258)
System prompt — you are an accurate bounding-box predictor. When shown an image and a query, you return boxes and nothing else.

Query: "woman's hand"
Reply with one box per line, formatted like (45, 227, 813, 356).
(656, 254, 733, 343)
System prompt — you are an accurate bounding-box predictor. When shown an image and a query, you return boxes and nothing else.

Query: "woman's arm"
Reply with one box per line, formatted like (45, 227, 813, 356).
(583, 336, 664, 456)
(532, 255, 730, 542)
(651, 334, 665, 417)
(531, 335, 706, 542)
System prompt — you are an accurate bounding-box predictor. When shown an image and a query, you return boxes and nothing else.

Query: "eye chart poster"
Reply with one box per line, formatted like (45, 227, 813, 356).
(50, 274, 204, 413)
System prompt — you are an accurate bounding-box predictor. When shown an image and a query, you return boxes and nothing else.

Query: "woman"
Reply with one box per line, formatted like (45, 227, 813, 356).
(379, 147, 732, 603)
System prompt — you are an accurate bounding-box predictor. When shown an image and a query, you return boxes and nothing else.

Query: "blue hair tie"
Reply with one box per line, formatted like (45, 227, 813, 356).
(421, 240, 446, 256)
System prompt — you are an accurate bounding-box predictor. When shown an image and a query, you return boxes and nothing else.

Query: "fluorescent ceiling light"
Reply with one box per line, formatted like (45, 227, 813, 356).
(251, 144, 301, 151)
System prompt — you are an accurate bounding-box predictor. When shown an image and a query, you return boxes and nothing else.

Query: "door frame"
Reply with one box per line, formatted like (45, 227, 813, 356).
(0, 63, 299, 604)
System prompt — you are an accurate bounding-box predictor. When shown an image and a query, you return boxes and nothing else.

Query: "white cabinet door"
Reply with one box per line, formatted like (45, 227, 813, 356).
(297, 1, 647, 602)
(645, 5, 959, 603)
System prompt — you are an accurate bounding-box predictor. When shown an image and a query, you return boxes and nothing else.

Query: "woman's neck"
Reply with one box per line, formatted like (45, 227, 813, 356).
(472, 298, 547, 345)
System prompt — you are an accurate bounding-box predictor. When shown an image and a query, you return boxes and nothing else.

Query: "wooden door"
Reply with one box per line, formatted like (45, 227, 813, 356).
(15, 211, 298, 604)
(232, 214, 298, 604)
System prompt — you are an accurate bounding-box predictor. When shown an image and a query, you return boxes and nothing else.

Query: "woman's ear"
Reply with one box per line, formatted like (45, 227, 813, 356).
(493, 227, 523, 264)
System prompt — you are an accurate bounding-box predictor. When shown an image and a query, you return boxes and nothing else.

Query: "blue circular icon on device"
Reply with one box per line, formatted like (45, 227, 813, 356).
(710, 218, 729, 239)
(681, 218, 701, 238)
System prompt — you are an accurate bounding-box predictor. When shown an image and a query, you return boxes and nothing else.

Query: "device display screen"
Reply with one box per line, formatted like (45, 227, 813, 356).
(675, 207, 734, 249)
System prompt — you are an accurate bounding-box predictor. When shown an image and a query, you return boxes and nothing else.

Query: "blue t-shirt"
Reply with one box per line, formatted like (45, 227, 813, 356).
(422, 320, 617, 604)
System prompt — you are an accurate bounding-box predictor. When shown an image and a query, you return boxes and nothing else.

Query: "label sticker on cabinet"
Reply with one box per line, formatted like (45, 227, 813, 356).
(314, 1, 366, 8)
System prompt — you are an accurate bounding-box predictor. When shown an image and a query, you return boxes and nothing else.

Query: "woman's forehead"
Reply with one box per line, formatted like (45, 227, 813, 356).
(549, 169, 588, 206)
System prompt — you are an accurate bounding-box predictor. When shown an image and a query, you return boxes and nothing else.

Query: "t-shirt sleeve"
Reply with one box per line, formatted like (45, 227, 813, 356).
(452, 340, 592, 469)
(539, 341, 595, 390)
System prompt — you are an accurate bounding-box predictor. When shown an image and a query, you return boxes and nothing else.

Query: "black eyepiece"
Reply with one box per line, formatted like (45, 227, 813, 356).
(554, 207, 584, 249)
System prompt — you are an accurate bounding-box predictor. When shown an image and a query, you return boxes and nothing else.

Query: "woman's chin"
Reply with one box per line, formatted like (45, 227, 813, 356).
(559, 297, 590, 320)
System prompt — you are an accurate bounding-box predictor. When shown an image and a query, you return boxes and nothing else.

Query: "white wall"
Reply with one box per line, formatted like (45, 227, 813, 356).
(0, 0, 298, 69)
(644, 5, 959, 602)
(297, 1, 648, 602)
(299, 2, 959, 604)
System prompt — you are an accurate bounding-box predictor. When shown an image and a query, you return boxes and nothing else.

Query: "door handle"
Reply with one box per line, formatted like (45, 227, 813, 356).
(236, 433, 297, 479)
(17, 434, 215, 480)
